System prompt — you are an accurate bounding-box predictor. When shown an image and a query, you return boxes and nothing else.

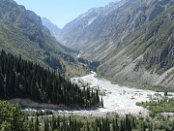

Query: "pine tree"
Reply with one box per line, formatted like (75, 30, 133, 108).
(34, 113, 39, 131)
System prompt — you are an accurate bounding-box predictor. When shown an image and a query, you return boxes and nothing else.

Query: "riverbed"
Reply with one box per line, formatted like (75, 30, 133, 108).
(25, 72, 174, 117)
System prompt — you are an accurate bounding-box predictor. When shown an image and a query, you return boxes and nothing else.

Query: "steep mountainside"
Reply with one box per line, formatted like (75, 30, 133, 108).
(42, 17, 60, 40)
(58, 0, 143, 57)
(58, 0, 171, 59)
(0, 0, 87, 76)
(58, 0, 174, 89)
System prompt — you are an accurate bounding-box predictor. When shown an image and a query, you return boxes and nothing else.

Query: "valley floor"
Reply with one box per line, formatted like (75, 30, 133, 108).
(25, 72, 174, 117)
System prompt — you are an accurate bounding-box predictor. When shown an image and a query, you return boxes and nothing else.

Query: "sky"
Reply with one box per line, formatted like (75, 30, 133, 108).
(14, 0, 119, 28)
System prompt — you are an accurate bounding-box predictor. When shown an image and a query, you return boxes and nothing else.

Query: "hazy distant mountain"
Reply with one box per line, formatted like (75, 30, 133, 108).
(42, 17, 60, 40)
(58, 0, 174, 89)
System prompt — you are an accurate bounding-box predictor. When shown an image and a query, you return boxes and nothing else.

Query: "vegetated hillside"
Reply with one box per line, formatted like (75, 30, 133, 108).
(0, 50, 101, 108)
(41, 17, 60, 40)
(0, 0, 86, 76)
(58, 0, 174, 90)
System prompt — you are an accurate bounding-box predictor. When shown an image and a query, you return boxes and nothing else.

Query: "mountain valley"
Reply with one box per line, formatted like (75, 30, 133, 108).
(1, 0, 174, 130)
(58, 0, 174, 90)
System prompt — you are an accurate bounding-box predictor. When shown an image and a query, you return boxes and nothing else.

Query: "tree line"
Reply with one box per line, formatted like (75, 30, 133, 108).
(0, 50, 101, 108)
(40, 113, 174, 131)
(1, 101, 174, 131)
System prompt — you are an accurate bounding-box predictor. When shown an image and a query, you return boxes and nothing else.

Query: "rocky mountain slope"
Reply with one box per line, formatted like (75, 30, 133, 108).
(0, 0, 87, 76)
(58, 0, 174, 90)
(42, 17, 60, 40)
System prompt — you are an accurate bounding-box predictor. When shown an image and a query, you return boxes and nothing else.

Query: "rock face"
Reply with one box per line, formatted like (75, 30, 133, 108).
(42, 17, 61, 40)
(58, 0, 131, 51)
(58, 0, 174, 89)
(0, 0, 77, 72)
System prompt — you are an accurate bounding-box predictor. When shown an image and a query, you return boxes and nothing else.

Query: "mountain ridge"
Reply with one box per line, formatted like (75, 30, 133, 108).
(58, 0, 174, 89)
(42, 17, 61, 40)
